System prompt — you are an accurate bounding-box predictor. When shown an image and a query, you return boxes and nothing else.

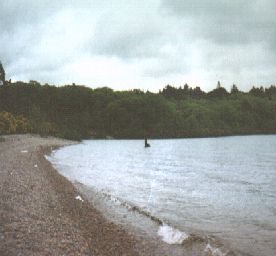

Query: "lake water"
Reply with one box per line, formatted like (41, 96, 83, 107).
(48, 135, 276, 256)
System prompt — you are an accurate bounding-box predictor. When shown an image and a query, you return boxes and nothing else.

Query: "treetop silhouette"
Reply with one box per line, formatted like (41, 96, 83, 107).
(0, 61, 5, 86)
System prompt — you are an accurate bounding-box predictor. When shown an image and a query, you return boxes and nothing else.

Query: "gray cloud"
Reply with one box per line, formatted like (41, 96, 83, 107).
(90, 0, 167, 60)
(93, 23, 163, 59)
(161, 0, 276, 47)
(0, 0, 275, 91)
(0, 1, 65, 32)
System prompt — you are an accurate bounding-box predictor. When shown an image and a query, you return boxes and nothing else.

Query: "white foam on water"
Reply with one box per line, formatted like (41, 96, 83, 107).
(204, 243, 227, 256)
(158, 225, 189, 244)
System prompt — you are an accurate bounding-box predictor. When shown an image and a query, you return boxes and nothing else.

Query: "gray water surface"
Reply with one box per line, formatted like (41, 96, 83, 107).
(49, 135, 276, 256)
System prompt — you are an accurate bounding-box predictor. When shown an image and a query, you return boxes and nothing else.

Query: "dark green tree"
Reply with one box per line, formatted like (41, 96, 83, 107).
(0, 61, 5, 86)
(0, 81, 275, 139)
(231, 84, 239, 94)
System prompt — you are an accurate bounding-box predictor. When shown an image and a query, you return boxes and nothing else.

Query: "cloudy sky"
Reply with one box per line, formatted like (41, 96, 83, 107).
(0, 0, 275, 92)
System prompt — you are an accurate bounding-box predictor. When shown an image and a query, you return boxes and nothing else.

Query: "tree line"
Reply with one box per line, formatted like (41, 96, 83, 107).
(0, 81, 276, 140)
(160, 82, 276, 100)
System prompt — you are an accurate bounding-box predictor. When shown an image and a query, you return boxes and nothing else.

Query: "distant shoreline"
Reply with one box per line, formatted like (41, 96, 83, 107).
(88, 132, 276, 140)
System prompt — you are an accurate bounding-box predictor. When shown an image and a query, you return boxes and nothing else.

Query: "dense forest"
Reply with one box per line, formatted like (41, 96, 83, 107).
(0, 81, 276, 140)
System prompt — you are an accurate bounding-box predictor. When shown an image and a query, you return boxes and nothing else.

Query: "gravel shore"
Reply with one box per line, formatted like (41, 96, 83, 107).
(0, 135, 143, 256)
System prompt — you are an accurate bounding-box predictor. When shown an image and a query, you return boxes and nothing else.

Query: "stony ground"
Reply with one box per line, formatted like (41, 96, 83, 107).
(0, 135, 142, 256)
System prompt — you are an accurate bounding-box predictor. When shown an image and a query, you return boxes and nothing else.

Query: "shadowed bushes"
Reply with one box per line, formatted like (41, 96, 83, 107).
(0, 111, 31, 134)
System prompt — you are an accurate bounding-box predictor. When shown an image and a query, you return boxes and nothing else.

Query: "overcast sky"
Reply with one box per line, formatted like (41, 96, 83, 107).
(0, 0, 275, 92)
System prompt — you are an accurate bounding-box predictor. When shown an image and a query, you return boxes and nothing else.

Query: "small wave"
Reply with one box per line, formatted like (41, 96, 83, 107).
(204, 243, 229, 256)
(99, 190, 235, 255)
(157, 225, 234, 256)
(158, 225, 189, 244)
(72, 183, 238, 256)
(100, 191, 164, 225)
(207, 174, 253, 187)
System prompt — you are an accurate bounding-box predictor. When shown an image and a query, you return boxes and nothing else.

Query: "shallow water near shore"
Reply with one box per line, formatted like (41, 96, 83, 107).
(48, 135, 276, 256)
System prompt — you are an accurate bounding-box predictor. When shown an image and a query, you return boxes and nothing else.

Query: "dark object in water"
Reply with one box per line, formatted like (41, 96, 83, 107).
(145, 138, 150, 147)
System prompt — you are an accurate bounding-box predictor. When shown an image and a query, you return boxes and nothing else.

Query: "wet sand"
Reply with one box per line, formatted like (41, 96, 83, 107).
(0, 135, 148, 256)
